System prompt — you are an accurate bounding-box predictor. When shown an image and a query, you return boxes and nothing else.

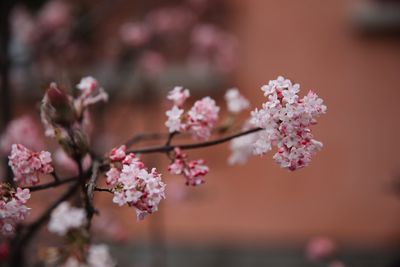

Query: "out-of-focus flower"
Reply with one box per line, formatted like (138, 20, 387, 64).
(167, 86, 190, 107)
(224, 88, 250, 114)
(0, 184, 31, 236)
(53, 148, 92, 176)
(165, 106, 184, 133)
(250, 76, 326, 171)
(228, 122, 257, 165)
(168, 148, 209, 186)
(306, 236, 336, 262)
(146, 6, 195, 35)
(74, 77, 108, 117)
(37, 0, 71, 33)
(328, 260, 346, 267)
(0, 116, 44, 155)
(48, 202, 86, 236)
(120, 22, 151, 47)
(87, 244, 116, 267)
(8, 144, 54, 185)
(107, 148, 166, 220)
(139, 51, 166, 75)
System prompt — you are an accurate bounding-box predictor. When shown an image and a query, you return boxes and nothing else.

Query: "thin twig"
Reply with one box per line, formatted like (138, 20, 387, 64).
(126, 127, 262, 155)
(94, 187, 113, 194)
(25, 176, 79, 192)
(9, 182, 81, 267)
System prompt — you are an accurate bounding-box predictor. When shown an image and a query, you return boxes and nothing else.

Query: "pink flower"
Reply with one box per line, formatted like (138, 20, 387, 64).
(224, 88, 250, 114)
(76, 76, 97, 96)
(139, 51, 166, 75)
(168, 148, 209, 186)
(167, 86, 190, 107)
(0, 116, 44, 155)
(8, 144, 54, 185)
(87, 244, 116, 267)
(109, 145, 126, 161)
(74, 77, 108, 115)
(107, 153, 166, 220)
(250, 76, 326, 171)
(120, 22, 151, 47)
(0, 185, 31, 236)
(186, 97, 220, 140)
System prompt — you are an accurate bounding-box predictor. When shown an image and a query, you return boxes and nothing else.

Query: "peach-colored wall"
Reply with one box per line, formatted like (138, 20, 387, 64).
(25, 0, 400, 249)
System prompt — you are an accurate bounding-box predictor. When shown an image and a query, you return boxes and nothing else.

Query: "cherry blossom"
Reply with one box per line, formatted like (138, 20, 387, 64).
(0, 184, 31, 236)
(185, 96, 220, 140)
(48, 202, 86, 236)
(249, 76, 326, 171)
(120, 22, 151, 47)
(224, 88, 250, 114)
(107, 148, 166, 220)
(168, 148, 209, 186)
(167, 86, 190, 107)
(109, 145, 126, 161)
(8, 144, 54, 185)
(0, 116, 44, 155)
(165, 106, 184, 133)
(74, 77, 108, 115)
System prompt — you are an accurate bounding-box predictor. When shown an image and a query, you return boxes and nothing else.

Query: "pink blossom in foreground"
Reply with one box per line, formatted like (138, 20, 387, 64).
(0, 185, 31, 236)
(0, 115, 44, 155)
(107, 149, 166, 220)
(168, 148, 209, 186)
(224, 88, 250, 114)
(109, 145, 126, 162)
(8, 144, 54, 185)
(249, 76, 326, 171)
(167, 86, 190, 107)
(186, 96, 220, 140)
(48, 202, 86, 236)
(164, 88, 220, 139)
(306, 236, 336, 262)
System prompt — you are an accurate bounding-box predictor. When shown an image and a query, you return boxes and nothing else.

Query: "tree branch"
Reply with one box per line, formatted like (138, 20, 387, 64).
(126, 127, 262, 155)
(25, 176, 79, 192)
(85, 161, 101, 228)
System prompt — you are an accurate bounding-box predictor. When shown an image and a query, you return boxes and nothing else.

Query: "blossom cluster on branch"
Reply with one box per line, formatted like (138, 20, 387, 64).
(0, 75, 326, 266)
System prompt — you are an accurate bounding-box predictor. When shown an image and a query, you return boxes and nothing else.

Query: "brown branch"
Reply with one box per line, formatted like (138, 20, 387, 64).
(94, 187, 113, 194)
(85, 161, 101, 228)
(9, 182, 81, 267)
(25, 176, 79, 192)
(126, 127, 262, 155)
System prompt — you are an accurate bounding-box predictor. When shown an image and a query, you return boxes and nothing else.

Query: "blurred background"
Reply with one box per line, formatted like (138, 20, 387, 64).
(1, 0, 400, 266)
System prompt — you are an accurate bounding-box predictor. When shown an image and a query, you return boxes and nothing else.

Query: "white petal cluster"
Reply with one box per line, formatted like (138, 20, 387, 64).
(48, 202, 86, 236)
(224, 88, 250, 114)
(229, 76, 326, 170)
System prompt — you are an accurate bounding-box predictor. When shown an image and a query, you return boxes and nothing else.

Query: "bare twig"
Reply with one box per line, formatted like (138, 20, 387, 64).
(126, 127, 262, 155)
(94, 187, 113, 194)
(25, 176, 79, 192)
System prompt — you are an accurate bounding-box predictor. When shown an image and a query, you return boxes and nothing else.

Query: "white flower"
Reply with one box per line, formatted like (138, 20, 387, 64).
(48, 202, 86, 235)
(87, 244, 116, 267)
(165, 105, 184, 133)
(224, 88, 250, 114)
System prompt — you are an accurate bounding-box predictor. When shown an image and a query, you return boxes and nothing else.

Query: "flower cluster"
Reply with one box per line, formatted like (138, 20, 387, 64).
(168, 148, 209, 186)
(48, 202, 87, 236)
(224, 88, 250, 114)
(248, 76, 326, 170)
(8, 144, 54, 185)
(0, 185, 30, 236)
(0, 115, 44, 155)
(74, 76, 108, 115)
(62, 244, 116, 267)
(165, 87, 220, 141)
(106, 145, 166, 220)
